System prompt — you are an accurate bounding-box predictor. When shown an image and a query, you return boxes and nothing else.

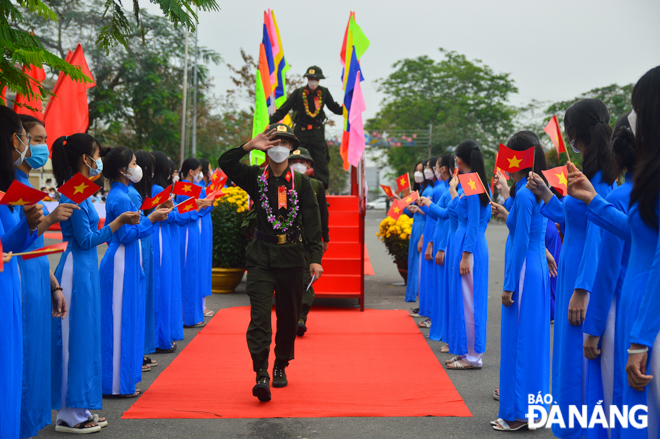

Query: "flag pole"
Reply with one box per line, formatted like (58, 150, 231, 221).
(477, 173, 492, 203)
(191, 15, 199, 159)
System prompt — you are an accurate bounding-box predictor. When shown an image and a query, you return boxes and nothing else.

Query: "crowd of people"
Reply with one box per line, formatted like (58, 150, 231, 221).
(0, 106, 218, 437)
(401, 65, 660, 437)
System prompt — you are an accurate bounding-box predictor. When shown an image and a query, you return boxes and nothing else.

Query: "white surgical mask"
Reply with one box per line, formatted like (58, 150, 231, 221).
(569, 138, 580, 154)
(122, 165, 143, 183)
(424, 168, 434, 180)
(267, 146, 290, 164)
(13, 135, 28, 166)
(628, 110, 637, 136)
(434, 170, 442, 180)
(193, 172, 203, 183)
(172, 175, 179, 183)
(414, 171, 424, 183)
(308, 80, 319, 90)
(291, 163, 307, 174)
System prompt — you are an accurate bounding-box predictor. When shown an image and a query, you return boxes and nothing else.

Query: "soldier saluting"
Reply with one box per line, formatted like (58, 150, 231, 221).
(269, 66, 343, 189)
(218, 123, 324, 402)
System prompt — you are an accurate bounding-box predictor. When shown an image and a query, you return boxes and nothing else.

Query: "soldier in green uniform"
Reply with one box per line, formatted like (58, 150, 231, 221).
(288, 147, 330, 337)
(269, 66, 343, 189)
(217, 124, 324, 402)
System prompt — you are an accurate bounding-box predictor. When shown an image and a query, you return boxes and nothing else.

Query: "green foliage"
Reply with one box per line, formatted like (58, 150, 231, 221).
(326, 142, 348, 194)
(211, 201, 249, 268)
(543, 83, 634, 127)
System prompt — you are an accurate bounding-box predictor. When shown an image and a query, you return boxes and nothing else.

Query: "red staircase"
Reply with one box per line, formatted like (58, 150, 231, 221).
(315, 194, 365, 310)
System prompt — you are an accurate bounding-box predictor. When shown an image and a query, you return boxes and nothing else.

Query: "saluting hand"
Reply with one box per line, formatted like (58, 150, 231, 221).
(244, 128, 279, 152)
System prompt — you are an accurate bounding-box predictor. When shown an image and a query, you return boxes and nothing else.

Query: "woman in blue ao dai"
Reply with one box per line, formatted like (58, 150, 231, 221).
(199, 158, 216, 317)
(418, 158, 440, 320)
(99, 147, 170, 397)
(405, 162, 426, 302)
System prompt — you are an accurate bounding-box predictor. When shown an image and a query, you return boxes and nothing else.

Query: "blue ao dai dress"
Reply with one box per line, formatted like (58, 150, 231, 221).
(405, 203, 425, 303)
(200, 181, 214, 301)
(418, 180, 443, 318)
(426, 188, 452, 342)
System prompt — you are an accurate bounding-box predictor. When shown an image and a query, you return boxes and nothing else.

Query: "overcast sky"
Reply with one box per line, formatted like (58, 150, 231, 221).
(145, 0, 659, 135)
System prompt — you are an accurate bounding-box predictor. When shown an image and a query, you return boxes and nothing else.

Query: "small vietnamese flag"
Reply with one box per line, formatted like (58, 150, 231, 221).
(0, 180, 48, 206)
(401, 190, 419, 205)
(494, 152, 510, 180)
(387, 200, 404, 221)
(141, 185, 171, 210)
(458, 172, 487, 196)
(380, 184, 394, 198)
(396, 173, 410, 193)
(542, 166, 569, 196)
(19, 241, 68, 260)
(496, 143, 535, 173)
(176, 197, 198, 214)
(208, 189, 226, 201)
(57, 173, 100, 204)
(173, 181, 202, 198)
(543, 115, 566, 155)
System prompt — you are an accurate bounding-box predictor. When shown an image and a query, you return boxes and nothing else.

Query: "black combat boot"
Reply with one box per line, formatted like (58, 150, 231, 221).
(252, 369, 271, 401)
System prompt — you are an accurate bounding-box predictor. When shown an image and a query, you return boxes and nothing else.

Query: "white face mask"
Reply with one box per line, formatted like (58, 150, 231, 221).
(122, 165, 143, 183)
(267, 146, 290, 164)
(434, 170, 442, 180)
(13, 135, 28, 166)
(172, 175, 179, 183)
(414, 171, 424, 183)
(628, 110, 637, 136)
(307, 79, 319, 90)
(193, 172, 203, 183)
(291, 163, 307, 174)
(424, 168, 434, 180)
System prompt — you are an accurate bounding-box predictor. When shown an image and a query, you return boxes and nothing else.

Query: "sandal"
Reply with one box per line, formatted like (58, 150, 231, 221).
(417, 319, 431, 328)
(440, 345, 450, 353)
(184, 321, 206, 328)
(155, 342, 177, 354)
(104, 389, 142, 399)
(204, 308, 215, 317)
(445, 356, 462, 365)
(493, 388, 500, 401)
(492, 419, 528, 431)
(491, 417, 504, 426)
(446, 360, 481, 370)
(143, 356, 158, 367)
(89, 414, 107, 428)
(55, 419, 101, 434)
(142, 364, 151, 372)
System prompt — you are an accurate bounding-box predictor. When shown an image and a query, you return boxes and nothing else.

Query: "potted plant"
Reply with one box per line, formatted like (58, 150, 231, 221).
(211, 186, 250, 293)
(376, 215, 412, 283)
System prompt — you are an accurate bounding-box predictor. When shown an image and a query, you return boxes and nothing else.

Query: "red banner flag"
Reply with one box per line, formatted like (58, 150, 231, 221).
(542, 166, 569, 196)
(173, 181, 202, 198)
(57, 173, 100, 204)
(13, 63, 47, 120)
(386, 200, 404, 221)
(380, 184, 394, 198)
(543, 115, 566, 155)
(176, 197, 198, 214)
(494, 152, 510, 180)
(0, 180, 48, 206)
(141, 185, 172, 210)
(396, 173, 410, 193)
(496, 143, 535, 173)
(458, 172, 487, 196)
(19, 241, 69, 260)
(401, 190, 419, 205)
(208, 169, 227, 193)
(207, 189, 226, 201)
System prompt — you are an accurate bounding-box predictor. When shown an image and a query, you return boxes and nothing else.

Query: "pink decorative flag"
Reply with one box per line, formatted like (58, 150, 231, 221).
(347, 72, 366, 167)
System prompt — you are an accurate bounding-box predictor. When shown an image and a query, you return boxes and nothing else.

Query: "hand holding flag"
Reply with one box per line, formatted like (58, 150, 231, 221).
(401, 191, 419, 205)
(0, 180, 48, 206)
(57, 173, 100, 204)
(173, 181, 202, 198)
(542, 166, 569, 196)
(396, 173, 410, 193)
(380, 184, 394, 198)
(141, 185, 172, 210)
(496, 143, 535, 174)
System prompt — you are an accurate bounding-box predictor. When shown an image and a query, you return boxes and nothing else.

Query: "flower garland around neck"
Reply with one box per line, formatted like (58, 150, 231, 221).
(258, 169, 299, 233)
(302, 87, 323, 118)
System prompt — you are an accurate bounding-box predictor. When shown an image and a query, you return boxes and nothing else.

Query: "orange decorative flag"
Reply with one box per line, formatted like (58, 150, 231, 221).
(542, 166, 569, 196)
(19, 241, 68, 260)
(543, 115, 566, 155)
(458, 172, 487, 196)
(386, 200, 404, 221)
(176, 197, 198, 214)
(0, 180, 48, 206)
(396, 173, 410, 193)
(57, 172, 100, 204)
(496, 143, 534, 173)
(141, 185, 171, 210)
(401, 190, 419, 205)
(173, 181, 202, 198)
(380, 184, 394, 198)
(493, 152, 509, 180)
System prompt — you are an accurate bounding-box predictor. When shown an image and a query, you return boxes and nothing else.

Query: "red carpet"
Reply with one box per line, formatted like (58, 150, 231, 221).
(123, 307, 471, 419)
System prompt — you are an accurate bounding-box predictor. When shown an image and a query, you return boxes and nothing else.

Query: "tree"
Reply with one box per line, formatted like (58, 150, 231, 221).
(366, 49, 519, 176)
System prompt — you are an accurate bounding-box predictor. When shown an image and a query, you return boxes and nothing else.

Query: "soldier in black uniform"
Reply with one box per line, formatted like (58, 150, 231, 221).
(218, 124, 324, 402)
(269, 66, 343, 189)
(288, 147, 330, 336)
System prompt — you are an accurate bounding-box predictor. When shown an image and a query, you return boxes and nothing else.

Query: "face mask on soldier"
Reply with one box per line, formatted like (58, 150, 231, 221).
(307, 79, 319, 90)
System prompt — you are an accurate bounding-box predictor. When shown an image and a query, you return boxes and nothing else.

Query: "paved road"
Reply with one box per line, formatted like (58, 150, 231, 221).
(38, 210, 555, 438)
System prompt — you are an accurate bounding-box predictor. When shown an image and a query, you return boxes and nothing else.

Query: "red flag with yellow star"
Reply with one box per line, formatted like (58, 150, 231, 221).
(173, 181, 202, 198)
(176, 197, 198, 214)
(494, 152, 510, 180)
(395, 173, 410, 193)
(380, 184, 394, 198)
(57, 172, 100, 204)
(141, 185, 171, 210)
(496, 143, 534, 173)
(19, 241, 68, 260)
(0, 180, 48, 206)
(543, 115, 566, 155)
(386, 199, 404, 221)
(400, 190, 419, 206)
(458, 172, 486, 196)
(542, 166, 569, 196)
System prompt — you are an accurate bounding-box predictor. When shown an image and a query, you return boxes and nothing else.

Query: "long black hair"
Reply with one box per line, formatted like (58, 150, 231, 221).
(419, 159, 430, 193)
(19, 114, 45, 134)
(439, 154, 455, 178)
(411, 160, 424, 192)
(152, 151, 172, 189)
(180, 158, 201, 181)
(199, 158, 211, 184)
(102, 146, 134, 181)
(611, 112, 636, 176)
(506, 131, 548, 201)
(51, 133, 101, 187)
(630, 66, 660, 229)
(455, 139, 489, 206)
(0, 106, 23, 193)
(564, 98, 617, 185)
(133, 150, 155, 203)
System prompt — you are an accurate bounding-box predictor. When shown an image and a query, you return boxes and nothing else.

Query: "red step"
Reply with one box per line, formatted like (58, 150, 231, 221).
(329, 226, 360, 242)
(314, 274, 361, 292)
(327, 195, 359, 211)
(321, 257, 361, 274)
(329, 211, 359, 226)
(323, 242, 361, 259)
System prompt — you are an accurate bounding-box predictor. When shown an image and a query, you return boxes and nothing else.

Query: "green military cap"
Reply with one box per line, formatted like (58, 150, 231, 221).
(288, 147, 314, 165)
(304, 66, 325, 80)
(267, 122, 300, 150)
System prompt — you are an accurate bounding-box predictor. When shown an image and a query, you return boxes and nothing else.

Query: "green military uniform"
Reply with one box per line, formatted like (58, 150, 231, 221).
(217, 126, 323, 387)
(288, 148, 330, 333)
(269, 66, 343, 189)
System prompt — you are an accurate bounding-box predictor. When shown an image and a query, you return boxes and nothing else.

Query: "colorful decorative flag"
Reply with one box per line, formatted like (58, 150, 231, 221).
(0, 180, 48, 205)
(19, 241, 68, 260)
(173, 181, 202, 198)
(396, 173, 410, 193)
(270, 11, 290, 108)
(542, 166, 569, 196)
(386, 200, 404, 221)
(380, 184, 394, 198)
(401, 191, 419, 205)
(458, 172, 487, 196)
(13, 63, 46, 120)
(493, 152, 509, 180)
(340, 13, 370, 67)
(141, 184, 172, 210)
(43, 44, 95, 156)
(176, 197, 198, 214)
(496, 143, 535, 173)
(347, 72, 366, 167)
(543, 115, 566, 155)
(57, 172, 100, 204)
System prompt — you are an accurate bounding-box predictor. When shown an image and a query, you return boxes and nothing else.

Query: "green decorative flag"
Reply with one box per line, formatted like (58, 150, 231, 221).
(349, 15, 370, 60)
(251, 69, 269, 165)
